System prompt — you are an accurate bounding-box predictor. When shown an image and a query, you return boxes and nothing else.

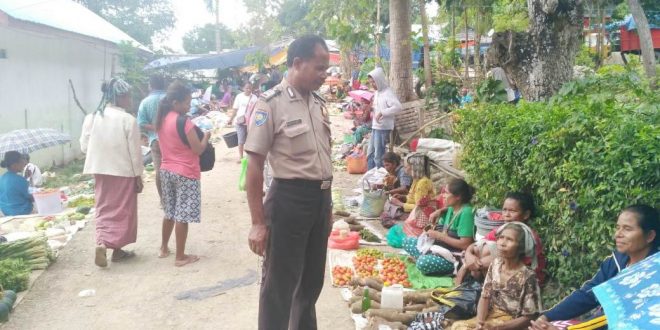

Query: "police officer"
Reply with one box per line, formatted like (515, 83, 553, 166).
(244, 35, 332, 330)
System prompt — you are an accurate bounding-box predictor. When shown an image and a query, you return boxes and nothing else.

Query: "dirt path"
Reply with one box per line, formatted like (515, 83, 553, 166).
(2, 112, 356, 330)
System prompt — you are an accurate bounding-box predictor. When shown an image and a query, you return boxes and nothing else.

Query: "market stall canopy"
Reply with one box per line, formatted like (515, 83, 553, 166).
(145, 47, 261, 71)
(143, 55, 202, 70)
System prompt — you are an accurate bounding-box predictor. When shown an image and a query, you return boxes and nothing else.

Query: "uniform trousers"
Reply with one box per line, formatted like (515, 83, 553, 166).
(259, 178, 332, 330)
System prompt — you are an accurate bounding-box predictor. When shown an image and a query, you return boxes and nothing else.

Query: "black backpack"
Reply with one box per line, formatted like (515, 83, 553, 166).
(176, 115, 215, 172)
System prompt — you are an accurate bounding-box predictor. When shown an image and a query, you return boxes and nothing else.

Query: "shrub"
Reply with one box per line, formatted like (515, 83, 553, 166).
(454, 72, 659, 305)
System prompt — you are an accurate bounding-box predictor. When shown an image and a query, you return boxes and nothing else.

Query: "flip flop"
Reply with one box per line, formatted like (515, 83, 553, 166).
(174, 254, 200, 267)
(111, 250, 136, 262)
(95, 246, 107, 267)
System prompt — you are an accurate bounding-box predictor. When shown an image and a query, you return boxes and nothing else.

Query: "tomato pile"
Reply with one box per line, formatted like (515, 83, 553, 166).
(352, 255, 379, 278)
(380, 258, 411, 288)
(332, 266, 354, 286)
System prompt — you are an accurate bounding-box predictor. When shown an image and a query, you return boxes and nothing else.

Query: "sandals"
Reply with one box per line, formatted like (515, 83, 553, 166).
(95, 246, 108, 267)
(111, 250, 136, 262)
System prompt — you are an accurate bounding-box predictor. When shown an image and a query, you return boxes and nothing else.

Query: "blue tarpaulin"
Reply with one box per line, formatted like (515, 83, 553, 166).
(145, 47, 272, 71)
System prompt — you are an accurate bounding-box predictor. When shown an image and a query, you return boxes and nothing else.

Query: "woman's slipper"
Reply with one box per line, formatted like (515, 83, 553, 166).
(174, 254, 200, 267)
(111, 250, 136, 262)
(95, 246, 107, 267)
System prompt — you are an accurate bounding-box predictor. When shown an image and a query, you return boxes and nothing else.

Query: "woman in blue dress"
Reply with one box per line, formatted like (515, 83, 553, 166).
(0, 151, 33, 216)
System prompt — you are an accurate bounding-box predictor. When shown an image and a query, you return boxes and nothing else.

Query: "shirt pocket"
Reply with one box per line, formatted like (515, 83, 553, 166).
(282, 124, 312, 156)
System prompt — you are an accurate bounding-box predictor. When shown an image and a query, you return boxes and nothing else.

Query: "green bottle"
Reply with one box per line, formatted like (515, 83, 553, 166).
(361, 287, 371, 312)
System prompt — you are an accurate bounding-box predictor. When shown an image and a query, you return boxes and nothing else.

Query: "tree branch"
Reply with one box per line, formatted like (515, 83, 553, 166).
(68, 79, 88, 116)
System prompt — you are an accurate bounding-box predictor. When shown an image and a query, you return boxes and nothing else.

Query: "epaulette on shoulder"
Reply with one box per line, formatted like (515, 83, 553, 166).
(312, 91, 326, 103)
(260, 88, 282, 102)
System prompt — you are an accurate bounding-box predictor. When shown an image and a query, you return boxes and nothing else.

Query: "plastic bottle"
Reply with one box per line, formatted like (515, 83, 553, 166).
(361, 287, 371, 312)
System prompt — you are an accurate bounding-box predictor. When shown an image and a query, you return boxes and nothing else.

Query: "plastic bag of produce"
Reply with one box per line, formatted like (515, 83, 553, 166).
(238, 157, 248, 192)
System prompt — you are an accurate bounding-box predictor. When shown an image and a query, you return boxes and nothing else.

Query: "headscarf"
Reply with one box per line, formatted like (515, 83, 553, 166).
(96, 77, 132, 115)
(496, 221, 538, 270)
(405, 153, 429, 180)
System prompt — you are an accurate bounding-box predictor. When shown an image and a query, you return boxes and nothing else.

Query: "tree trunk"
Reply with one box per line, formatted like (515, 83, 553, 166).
(376, 0, 382, 65)
(214, 0, 221, 53)
(340, 46, 352, 80)
(486, 0, 583, 101)
(474, 9, 482, 83)
(389, 0, 416, 102)
(627, 0, 657, 89)
(420, 0, 433, 90)
(464, 8, 469, 81)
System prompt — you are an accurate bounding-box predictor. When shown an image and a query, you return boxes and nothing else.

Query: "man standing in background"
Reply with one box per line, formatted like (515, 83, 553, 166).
(137, 75, 166, 202)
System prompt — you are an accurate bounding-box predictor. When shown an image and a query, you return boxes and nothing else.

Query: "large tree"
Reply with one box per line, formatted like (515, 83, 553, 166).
(390, 0, 416, 102)
(486, 0, 583, 100)
(77, 0, 175, 47)
(627, 0, 657, 88)
(182, 24, 236, 54)
(203, 0, 222, 53)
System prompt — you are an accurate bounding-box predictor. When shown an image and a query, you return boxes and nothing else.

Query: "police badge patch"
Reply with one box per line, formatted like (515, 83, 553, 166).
(254, 110, 268, 126)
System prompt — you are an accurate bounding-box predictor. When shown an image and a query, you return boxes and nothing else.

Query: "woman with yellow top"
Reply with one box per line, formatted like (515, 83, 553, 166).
(385, 154, 435, 245)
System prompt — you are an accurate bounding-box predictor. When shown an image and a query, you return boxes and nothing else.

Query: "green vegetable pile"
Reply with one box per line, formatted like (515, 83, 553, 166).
(0, 236, 53, 270)
(359, 229, 381, 243)
(67, 196, 94, 208)
(0, 259, 30, 293)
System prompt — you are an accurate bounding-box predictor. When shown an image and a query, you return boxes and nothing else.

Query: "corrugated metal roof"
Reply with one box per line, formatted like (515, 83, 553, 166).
(0, 0, 150, 52)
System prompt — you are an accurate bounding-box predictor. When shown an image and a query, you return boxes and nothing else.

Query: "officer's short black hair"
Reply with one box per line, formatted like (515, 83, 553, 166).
(286, 35, 328, 68)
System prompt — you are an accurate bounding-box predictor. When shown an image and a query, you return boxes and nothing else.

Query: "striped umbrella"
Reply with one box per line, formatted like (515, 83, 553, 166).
(0, 128, 71, 157)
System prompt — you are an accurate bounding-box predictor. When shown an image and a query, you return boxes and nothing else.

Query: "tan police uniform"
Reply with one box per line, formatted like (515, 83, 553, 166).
(244, 79, 333, 330)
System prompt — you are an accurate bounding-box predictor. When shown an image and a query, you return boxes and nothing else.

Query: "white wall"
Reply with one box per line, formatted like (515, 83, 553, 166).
(0, 23, 119, 169)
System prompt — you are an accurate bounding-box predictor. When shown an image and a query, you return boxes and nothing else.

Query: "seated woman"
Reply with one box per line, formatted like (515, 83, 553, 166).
(382, 152, 412, 197)
(456, 192, 546, 285)
(0, 151, 34, 216)
(402, 178, 475, 275)
(383, 153, 434, 229)
(451, 222, 542, 330)
(529, 205, 659, 330)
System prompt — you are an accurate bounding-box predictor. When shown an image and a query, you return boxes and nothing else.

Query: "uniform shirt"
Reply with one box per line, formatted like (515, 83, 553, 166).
(0, 171, 33, 216)
(244, 79, 332, 180)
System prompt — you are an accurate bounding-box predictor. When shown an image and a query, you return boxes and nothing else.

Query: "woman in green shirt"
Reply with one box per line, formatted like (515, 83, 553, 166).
(403, 178, 475, 275)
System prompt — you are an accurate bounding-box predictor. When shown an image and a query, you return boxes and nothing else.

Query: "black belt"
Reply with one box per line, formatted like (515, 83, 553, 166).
(274, 178, 333, 190)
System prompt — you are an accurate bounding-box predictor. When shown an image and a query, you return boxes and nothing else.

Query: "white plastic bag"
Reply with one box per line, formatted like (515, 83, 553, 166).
(358, 167, 388, 186)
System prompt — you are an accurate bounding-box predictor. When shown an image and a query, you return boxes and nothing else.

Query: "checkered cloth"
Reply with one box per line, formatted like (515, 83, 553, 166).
(0, 128, 71, 157)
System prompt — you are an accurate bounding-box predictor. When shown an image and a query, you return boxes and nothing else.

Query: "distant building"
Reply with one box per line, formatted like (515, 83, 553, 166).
(0, 0, 150, 168)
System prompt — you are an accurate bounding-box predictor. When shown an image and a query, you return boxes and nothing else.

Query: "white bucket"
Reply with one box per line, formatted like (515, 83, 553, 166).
(380, 284, 404, 310)
(34, 190, 63, 215)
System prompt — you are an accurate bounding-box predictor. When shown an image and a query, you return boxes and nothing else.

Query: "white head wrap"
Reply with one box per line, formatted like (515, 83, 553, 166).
(496, 221, 538, 270)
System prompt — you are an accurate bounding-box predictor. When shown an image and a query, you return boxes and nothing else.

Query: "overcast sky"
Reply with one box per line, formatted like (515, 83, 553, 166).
(161, 0, 250, 52)
(160, 0, 440, 53)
